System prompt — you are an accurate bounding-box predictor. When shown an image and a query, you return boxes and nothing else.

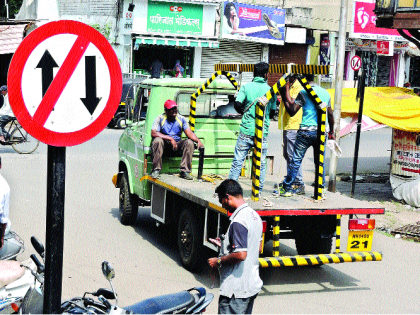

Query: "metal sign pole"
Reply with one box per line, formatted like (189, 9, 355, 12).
(43, 145, 66, 314)
(351, 70, 366, 198)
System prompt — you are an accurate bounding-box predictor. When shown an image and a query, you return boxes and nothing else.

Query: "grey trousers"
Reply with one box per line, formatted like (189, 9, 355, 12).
(151, 137, 195, 173)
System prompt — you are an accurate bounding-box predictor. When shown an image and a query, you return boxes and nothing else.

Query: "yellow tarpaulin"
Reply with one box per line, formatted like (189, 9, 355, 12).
(327, 87, 420, 132)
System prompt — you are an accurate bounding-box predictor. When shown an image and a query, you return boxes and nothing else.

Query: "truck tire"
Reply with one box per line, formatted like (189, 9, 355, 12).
(117, 117, 126, 129)
(119, 173, 139, 226)
(295, 233, 333, 255)
(178, 208, 203, 272)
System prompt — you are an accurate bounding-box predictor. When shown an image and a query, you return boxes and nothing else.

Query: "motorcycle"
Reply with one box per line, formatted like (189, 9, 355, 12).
(0, 236, 44, 314)
(18, 239, 213, 314)
(0, 230, 24, 260)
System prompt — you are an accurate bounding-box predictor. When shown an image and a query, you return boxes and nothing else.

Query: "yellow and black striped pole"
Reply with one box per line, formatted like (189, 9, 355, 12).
(189, 71, 238, 132)
(251, 74, 289, 201)
(296, 76, 326, 200)
(335, 214, 341, 253)
(272, 216, 280, 257)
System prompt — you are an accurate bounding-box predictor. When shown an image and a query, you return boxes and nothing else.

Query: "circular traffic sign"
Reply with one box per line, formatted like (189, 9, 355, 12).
(8, 20, 122, 147)
(351, 55, 362, 71)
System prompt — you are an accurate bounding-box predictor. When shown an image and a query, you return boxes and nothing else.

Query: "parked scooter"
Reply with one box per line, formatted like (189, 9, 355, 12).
(18, 239, 213, 314)
(0, 230, 24, 260)
(0, 237, 44, 314)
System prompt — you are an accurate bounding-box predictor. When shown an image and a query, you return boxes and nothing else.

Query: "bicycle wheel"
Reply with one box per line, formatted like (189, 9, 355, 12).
(10, 128, 40, 154)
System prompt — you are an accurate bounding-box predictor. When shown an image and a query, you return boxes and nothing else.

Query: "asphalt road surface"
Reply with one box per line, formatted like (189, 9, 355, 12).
(3, 126, 419, 313)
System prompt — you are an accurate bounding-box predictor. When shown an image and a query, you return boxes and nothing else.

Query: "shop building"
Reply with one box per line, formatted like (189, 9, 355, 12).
(126, 0, 219, 78)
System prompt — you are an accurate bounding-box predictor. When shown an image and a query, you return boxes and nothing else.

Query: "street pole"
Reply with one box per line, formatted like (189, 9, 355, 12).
(328, 0, 348, 192)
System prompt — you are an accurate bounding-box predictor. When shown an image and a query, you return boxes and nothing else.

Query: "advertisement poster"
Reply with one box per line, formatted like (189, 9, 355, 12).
(147, 1, 203, 36)
(391, 129, 420, 178)
(319, 34, 330, 66)
(221, 1, 285, 45)
(350, 0, 406, 41)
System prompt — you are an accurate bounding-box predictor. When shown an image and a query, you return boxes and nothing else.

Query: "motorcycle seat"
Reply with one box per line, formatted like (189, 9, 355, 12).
(124, 290, 195, 314)
(0, 260, 25, 289)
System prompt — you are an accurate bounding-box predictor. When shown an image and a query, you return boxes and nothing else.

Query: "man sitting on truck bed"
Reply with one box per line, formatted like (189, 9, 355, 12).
(150, 99, 204, 180)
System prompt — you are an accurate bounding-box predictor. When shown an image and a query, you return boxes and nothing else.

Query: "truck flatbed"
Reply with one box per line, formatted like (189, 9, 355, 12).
(146, 173, 385, 216)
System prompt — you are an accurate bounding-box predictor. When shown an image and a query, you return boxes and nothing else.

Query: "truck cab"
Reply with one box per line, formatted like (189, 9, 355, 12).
(117, 78, 239, 224)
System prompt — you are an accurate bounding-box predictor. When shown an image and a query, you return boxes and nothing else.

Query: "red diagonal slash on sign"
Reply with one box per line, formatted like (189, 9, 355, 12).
(32, 36, 90, 125)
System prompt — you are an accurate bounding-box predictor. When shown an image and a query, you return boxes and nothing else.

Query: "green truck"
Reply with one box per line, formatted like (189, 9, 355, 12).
(112, 77, 384, 272)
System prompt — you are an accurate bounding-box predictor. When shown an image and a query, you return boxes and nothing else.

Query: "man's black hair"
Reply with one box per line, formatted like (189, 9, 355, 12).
(305, 74, 315, 82)
(215, 179, 243, 198)
(254, 62, 269, 78)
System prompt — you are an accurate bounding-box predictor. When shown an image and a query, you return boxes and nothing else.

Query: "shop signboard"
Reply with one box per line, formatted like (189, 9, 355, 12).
(147, 1, 203, 36)
(391, 129, 420, 178)
(350, 0, 406, 41)
(221, 1, 285, 45)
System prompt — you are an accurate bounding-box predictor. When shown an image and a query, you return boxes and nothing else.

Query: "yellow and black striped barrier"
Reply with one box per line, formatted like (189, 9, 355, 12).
(335, 215, 341, 253)
(214, 64, 330, 75)
(272, 216, 280, 257)
(251, 73, 289, 201)
(189, 71, 238, 132)
(259, 252, 382, 267)
(296, 76, 327, 200)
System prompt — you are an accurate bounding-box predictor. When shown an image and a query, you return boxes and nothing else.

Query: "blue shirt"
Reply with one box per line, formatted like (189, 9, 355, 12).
(295, 84, 331, 129)
(151, 113, 189, 142)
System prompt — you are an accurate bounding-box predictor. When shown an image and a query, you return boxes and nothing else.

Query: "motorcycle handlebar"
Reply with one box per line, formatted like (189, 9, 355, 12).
(31, 236, 45, 259)
(30, 253, 45, 274)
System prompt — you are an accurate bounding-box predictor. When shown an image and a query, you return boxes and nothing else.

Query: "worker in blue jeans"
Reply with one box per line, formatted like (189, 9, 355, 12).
(279, 75, 335, 197)
(228, 62, 277, 194)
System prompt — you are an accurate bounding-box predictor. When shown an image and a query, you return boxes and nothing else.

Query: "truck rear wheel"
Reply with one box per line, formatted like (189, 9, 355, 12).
(178, 208, 203, 272)
(119, 173, 139, 226)
(295, 233, 333, 255)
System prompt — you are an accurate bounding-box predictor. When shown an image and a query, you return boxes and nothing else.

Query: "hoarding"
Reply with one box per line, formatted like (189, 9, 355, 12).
(221, 1, 285, 45)
(350, 0, 406, 41)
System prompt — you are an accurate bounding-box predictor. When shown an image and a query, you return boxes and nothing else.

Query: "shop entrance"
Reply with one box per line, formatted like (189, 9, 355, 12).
(132, 45, 194, 78)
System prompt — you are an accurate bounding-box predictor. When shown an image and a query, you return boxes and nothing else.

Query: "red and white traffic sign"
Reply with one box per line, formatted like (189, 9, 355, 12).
(350, 55, 362, 71)
(8, 20, 122, 147)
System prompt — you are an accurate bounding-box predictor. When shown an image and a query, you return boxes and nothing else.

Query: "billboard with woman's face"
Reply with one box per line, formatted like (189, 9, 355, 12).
(221, 1, 285, 45)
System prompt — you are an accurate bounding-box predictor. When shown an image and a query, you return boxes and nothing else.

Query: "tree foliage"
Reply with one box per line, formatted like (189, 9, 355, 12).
(1, 0, 24, 19)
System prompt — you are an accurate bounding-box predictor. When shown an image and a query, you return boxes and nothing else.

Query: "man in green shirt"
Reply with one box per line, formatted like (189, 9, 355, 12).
(229, 62, 277, 193)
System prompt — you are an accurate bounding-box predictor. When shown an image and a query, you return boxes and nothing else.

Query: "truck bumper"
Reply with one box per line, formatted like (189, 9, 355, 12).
(259, 251, 382, 267)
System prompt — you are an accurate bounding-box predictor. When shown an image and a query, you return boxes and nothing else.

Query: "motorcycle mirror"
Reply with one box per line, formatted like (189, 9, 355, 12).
(31, 236, 45, 258)
(101, 261, 115, 281)
(94, 288, 116, 300)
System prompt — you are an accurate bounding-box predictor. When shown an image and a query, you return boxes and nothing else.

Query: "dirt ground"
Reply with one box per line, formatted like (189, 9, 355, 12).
(335, 174, 420, 240)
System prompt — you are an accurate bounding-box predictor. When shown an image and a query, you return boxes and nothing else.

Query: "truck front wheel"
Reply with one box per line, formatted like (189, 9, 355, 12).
(119, 172, 139, 226)
(178, 208, 203, 272)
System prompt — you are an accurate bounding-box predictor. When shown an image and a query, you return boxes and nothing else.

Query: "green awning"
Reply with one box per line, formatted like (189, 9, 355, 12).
(134, 37, 219, 48)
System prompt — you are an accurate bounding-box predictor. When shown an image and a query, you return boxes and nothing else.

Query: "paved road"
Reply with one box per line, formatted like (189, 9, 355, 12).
(3, 127, 419, 313)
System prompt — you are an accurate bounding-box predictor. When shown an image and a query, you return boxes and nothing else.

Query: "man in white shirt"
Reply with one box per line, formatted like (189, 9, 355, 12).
(0, 86, 15, 144)
(0, 157, 11, 249)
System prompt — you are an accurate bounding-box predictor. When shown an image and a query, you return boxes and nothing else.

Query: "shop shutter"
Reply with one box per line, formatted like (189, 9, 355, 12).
(200, 40, 262, 84)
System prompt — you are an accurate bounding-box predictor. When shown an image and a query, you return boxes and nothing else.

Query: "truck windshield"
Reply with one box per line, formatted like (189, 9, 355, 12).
(177, 93, 235, 117)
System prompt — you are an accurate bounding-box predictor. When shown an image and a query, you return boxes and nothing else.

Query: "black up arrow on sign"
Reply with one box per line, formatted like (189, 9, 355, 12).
(36, 50, 59, 97)
(81, 56, 101, 115)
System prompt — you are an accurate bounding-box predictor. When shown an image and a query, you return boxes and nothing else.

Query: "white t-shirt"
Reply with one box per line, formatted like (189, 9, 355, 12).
(219, 203, 263, 298)
(0, 94, 15, 117)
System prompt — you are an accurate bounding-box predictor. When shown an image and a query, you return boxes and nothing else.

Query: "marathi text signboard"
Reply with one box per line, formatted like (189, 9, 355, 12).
(351, 0, 406, 41)
(391, 129, 420, 178)
(147, 1, 203, 36)
(221, 1, 285, 45)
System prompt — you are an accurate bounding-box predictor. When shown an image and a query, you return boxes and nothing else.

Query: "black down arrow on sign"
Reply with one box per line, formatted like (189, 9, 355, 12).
(81, 56, 101, 115)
